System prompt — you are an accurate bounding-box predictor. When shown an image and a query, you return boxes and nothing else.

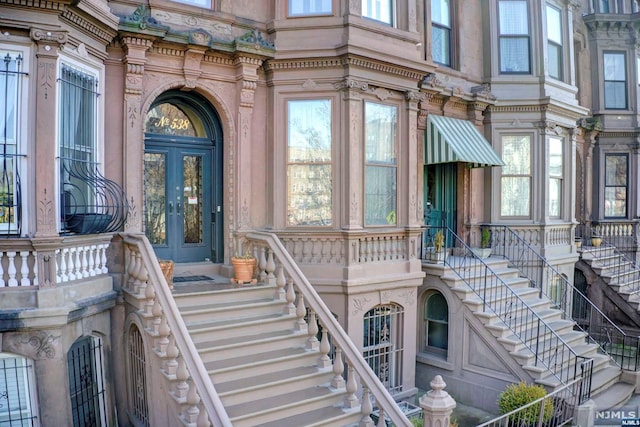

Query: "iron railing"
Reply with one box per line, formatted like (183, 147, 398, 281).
(488, 224, 640, 371)
(477, 377, 583, 427)
(423, 227, 593, 403)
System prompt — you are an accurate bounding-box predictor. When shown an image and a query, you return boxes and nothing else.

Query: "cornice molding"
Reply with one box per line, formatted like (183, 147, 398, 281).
(61, 8, 117, 46)
(0, 0, 67, 10)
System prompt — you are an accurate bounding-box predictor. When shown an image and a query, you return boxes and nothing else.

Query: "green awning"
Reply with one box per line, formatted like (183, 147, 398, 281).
(425, 115, 504, 168)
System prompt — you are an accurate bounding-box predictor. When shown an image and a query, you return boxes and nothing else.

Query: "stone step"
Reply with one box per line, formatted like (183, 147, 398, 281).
(592, 382, 635, 411)
(178, 297, 286, 323)
(173, 283, 277, 306)
(185, 312, 297, 341)
(256, 405, 361, 427)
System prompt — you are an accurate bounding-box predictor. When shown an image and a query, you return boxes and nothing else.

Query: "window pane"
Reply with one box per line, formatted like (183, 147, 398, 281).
(605, 154, 627, 218)
(549, 138, 562, 176)
(425, 293, 448, 322)
(172, 0, 210, 7)
(289, 0, 332, 15)
(427, 321, 448, 350)
(145, 103, 201, 137)
(604, 53, 626, 80)
(0, 51, 21, 145)
(144, 152, 166, 244)
(431, 0, 450, 26)
(605, 187, 626, 217)
(500, 37, 530, 73)
(501, 177, 530, 216)
(365, 166, 396, 225)
(549, 177, 561, 217)
(0, 354, 37, 425)
(605, 155, 627, 186)
(365, 102, 396, 163)
(502, 136, 530, 175)
(363, 0, 393, 24)
(548, 43, 562, 79)
(287, 99, 332, 227)
(604, 81, 627, 109)
(432, 26, 451, 66)
(499, 1, 529, 34)
(546, 5, 562, 44)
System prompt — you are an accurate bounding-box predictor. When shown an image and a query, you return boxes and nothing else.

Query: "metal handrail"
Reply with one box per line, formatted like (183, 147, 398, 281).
(427, 227, 592, 402)
(489, 224, 640, 371)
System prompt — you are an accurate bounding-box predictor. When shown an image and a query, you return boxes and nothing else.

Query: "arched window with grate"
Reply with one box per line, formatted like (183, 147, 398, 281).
(68, 336, 107, 427)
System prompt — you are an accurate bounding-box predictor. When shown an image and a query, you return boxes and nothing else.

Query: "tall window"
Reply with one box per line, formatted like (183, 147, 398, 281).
(501, 135, 531, 217)
(128, 325, 149, 427)
(287, 99, 332, 226)
(0, 48, 26, 235)
(59, 64, 99, 227)
(604, 154, 627, 218)
(0, 353, 38, 425)
(68, 336, 107, 427)
(431, 0, 452, 66)
(604, 52, 627, 109)
(424, 292, 448, 358)
(362, 0, 394, 25)
(289, 0, 332, 15)
(549, 137, 563, 218)
(599, 0, 610, 12)
(363, 304, 404, 394)
(498, 0, 531, 74)
(546, 4, 563, 80)
(365, 102, 397, 226)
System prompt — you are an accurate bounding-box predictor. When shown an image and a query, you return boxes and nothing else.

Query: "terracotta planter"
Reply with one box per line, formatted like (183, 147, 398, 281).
(231, 257, 257, 284)
(591, 237, 602, 247)
(159, 260, 174, 291)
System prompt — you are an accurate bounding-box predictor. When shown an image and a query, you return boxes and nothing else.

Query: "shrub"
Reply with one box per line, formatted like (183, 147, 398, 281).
(497, 382, 553, 425)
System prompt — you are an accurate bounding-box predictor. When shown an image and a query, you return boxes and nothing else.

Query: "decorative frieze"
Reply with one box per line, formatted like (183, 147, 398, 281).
(334, 78, 369, 92)
(3, 331, 60, 359)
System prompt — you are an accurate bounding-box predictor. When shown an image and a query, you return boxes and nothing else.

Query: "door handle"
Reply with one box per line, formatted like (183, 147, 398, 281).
(177, 202, 182, 215)
(168, 201, 173, 214)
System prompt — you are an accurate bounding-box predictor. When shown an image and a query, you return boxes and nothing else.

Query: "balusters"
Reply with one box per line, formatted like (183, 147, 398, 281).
(59, 248, 68, 282)
(344, 363, 359, 408)
(331, 348, 345, 388)
(197, 402, 211, 427)
(19, 251, 30, 286)
(184, 379, 201, 424)
(295, 293, 307, 332)
(307, 309, 319, 350)
(275, 264, 286, 300)
(360, 387, 374, 427)
(72, 247, 81, 280)
(174, 357, 189, 400)
(318, 327, 331, 368)
(284, 278, 296, 314)
(7, 251, 17, 287)
(81, 245, 89, 278)
(157, 314, 170, 355)
(0, 252, 5, 287)
(164, 335, 179, 377)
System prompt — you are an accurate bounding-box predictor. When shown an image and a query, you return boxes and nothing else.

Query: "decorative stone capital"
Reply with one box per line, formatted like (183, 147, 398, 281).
(31, 28, 67, 57)
(334, 78, 369, 92)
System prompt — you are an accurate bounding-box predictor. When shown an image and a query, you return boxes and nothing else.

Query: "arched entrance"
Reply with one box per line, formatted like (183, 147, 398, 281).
(143, 91, 223, 263)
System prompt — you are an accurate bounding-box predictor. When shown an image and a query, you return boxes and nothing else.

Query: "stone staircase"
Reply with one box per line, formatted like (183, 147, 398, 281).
(441, 256, 631, 409)
(172, 281, 363, 427)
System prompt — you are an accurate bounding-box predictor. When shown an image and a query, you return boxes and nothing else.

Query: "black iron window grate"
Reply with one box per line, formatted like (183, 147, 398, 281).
(0, 51, 27, 237)
(68, 337, 107, 427)
(58, 64, 127, 235)
(0, 355, 37, 426)
(363, 304, 404, 395)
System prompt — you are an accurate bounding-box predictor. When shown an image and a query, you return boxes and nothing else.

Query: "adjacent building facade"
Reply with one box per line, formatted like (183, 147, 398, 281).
(1, 0, 639, 425)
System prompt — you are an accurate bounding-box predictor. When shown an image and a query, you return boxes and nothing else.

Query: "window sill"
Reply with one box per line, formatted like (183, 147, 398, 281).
(416, 352, 453, 371)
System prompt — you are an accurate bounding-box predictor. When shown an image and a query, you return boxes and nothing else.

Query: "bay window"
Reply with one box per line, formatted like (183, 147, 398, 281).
(431, 0, 452, 67)
(546, 4, 563, 80)
(498, 0, 531, 74)
(549, 137, 562, 218)
(287, 99, 332, 226)
(362, 0, 394, 25)
(501, 135, 531, 217)
(604, 52, 627, 109)
(364, 102, 397, 226)
(604, 154, 627, 218)
(0, 353, 38, 425)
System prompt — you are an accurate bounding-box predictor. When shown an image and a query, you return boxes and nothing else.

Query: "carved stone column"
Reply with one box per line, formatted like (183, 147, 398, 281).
(121, 36, 152, 232)
(336, 78, 368, 230)
(406, 91, 423, 227)
(233, 56, 261, 256)
(31, 28, 67, 237)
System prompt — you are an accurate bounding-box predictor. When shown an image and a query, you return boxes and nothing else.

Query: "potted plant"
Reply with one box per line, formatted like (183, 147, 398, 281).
(591, 222, 602, 247)
(426, 230, 447, 263)
(158, 259, 174, 291)
(472, 227, 492, 259)
(231, 248, 257, 285)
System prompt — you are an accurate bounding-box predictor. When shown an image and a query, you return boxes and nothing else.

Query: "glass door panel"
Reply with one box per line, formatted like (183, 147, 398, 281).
(183, 155, 203, 245)
(144, 152, 167, 245)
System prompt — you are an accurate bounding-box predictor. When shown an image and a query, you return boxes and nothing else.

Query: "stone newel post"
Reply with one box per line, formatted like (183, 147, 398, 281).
(419, 375, 457, 427)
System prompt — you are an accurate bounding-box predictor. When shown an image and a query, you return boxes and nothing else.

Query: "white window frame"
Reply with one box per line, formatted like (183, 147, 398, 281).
(500, 134, 532, 218)
(546, 4, 563, 80)
(548, 137, 563, 218)
(498, 0, 531, 74)
(362, 0, 395, 26)
(0, 353, 39, 426)
(171, 0, 211, 8)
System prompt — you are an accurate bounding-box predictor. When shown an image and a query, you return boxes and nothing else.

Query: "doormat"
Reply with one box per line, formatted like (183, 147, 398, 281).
(173, 275, 214, 283)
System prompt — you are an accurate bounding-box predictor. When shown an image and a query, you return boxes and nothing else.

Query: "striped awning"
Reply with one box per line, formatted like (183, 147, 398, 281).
(425, 115, 504, 168)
